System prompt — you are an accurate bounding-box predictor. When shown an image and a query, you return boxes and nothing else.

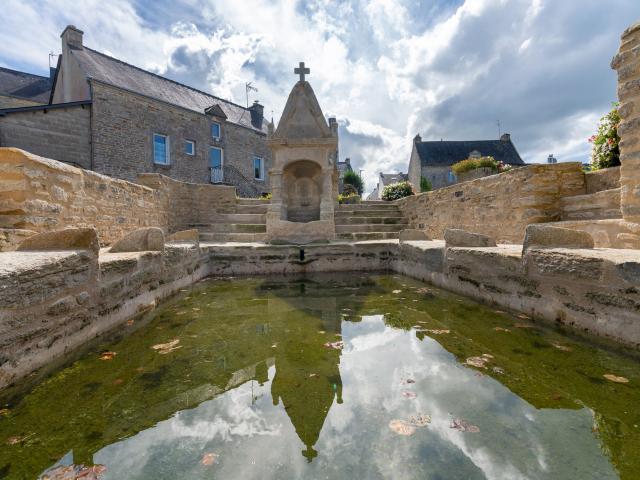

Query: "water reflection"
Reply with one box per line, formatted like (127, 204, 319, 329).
(0, 274, 637, 479)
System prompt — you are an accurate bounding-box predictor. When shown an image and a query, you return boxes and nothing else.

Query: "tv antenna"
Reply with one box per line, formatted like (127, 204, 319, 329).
(245, 82, 258, 107)
(496, 119, 501, 138)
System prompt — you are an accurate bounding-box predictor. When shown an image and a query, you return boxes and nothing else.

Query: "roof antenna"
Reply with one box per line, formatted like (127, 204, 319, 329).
(245, 82, 258, 107)
(496, 119, 501, 138)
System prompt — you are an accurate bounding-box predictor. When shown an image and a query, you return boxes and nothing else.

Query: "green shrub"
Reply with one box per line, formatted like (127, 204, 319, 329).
(381, 181, 415, 201)
(589, 103, 620, 170)
(451, 156, 498, 175)
(343, 170, 364, 195)
(261, 192, 272, 200)
(420, 176, 432, 193)
(342, 183, 358, 196)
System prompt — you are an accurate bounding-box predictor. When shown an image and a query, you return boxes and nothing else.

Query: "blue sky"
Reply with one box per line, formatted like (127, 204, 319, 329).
(1, 0, 639, 192)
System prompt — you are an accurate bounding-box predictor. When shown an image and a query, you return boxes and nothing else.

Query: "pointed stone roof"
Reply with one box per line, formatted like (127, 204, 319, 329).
(273, 81, 332, 140)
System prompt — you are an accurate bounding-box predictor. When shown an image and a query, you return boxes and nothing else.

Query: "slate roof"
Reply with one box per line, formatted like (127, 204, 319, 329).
(0, 67, 51, 103)
(69, 47, 268, 133)
(416, 139, 524, 166)
(379, 173, 408, 185)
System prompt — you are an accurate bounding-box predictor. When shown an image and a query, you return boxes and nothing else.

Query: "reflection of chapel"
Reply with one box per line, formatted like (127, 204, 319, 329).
(266, 62, 339, 244)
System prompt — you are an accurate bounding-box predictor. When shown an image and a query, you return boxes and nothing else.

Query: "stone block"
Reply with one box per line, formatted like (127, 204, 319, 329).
(522, 225, 594, 252)
(0, 228, 36, 252)
(109, 227, 165, 253)
(167, 229, 200, 244)
(444, 229, 497, 248)
(398, 229, 430, 242)
(16, 227, 99, 254)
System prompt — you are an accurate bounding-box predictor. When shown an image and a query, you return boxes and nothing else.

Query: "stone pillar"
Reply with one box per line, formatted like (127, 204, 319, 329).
(612, 22, 640, 225)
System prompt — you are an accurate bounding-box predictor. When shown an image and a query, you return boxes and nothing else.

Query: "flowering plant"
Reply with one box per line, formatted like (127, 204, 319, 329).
(589, 103, 620, 170)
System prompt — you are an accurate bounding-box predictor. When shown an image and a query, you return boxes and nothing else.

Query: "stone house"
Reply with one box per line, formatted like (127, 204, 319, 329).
(408, 133, 525, 190)
(368, 172, 408, 199)
(0, 67, 52, 108)
(337, 157, 353, 193)
(0, 26, 272, 197)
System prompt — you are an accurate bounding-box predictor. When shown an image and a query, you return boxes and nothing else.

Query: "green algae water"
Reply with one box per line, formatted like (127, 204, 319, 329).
(1, 274, 640, 480)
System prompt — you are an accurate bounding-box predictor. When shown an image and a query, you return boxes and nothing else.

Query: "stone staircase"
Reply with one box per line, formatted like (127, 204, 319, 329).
(196, 198, 268, 242)
(335, 200, 407, 240)
(560, 187, 622, 221)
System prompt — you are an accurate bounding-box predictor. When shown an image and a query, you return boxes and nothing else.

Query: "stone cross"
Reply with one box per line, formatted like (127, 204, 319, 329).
(294, 62, 310, 82)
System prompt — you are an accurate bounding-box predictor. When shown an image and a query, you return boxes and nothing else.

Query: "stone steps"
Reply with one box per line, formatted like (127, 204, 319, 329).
(237, 198, 270, 205)
(560, 188, 622, 221)
(335, 223, 406, 233)
(200, 232, 267, 242)
(196, 223, 266, 234)
(335, 209, 404, 218)
(334, 216, 407, 225)
(206, 213, 266, 224)
(235, 204, 268, 214)
(336, 231, 400, 240)
(336, 203, 398, 211)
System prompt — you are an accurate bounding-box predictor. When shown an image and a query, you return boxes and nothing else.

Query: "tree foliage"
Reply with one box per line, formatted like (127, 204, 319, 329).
(420, 176, 432, 193)
(343, 170, 364, 195)
(381, 181, 415, 201)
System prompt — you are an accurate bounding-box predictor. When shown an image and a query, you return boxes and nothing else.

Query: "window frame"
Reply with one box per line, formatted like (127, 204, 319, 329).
(253, 156, 265, 181)
(211, 122, 221, 141)
(153, 133, 170, 165)
(184, 139, 195, 156)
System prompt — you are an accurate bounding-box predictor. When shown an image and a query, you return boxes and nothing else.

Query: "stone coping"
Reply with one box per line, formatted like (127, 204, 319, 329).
(0, 250, 84, 275)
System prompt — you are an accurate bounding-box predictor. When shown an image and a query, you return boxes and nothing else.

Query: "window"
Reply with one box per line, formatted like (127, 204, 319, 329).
(153, 133, 170, 165)
(447, 171, 456, 183)
(184, 140, 195, 156)
(253, 156, 264, 180)
(209, 147, 223, 183)
(211, 122, 221, 140)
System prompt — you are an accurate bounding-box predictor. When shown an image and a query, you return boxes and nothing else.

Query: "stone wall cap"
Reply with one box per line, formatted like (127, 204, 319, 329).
(522, 224, 594, 253)
(399, 229, 430, 242)
(109, 227, 165, 253)
(16, 228, 99, 255)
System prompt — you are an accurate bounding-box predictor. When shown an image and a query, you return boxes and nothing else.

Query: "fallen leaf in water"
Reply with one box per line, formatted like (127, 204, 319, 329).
(416, 288, 433, 295)
(99, 351, 116, 361)
(389, 420, 416, 436)
(423, 329, 450, 335)
(450, 418, 480, 433)
(318, 330, 326, 334)
(324, 341, 344, 350)
(271, 343, 278, 348)
(401, 391, 417, 399)
(517, 314, 530, 320)
(494, 310, 506, 314)
(465, 356, 489, 369)
(201, 453, 218, 466)
(135, 367, 144, 373)
(176, 311, 186, 316)
(408, 414, 431, 427)
(514, 323, 533, 329)
(152, 339, 181, 354)
(604, 374, 629, 384)
(309, 373, 318, 378)
(42, 464, 107, 480)
(481, 353, 494, 359)
(392, 290, 402, 294)
(7, 435, 25, 445)
(494, 327, 510, 332)
(492, 366, 505, 374)
(113, 378, 124, 385)
(0, 408, 9, 416)
(126, 319, 134, 326)
(550, 393, 563, 401)
(192, 308, 200, 312)
(552, 343, 572, 352)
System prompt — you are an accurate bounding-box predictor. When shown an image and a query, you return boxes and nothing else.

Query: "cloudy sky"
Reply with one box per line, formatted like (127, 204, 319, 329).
(2, 0, 638, 192)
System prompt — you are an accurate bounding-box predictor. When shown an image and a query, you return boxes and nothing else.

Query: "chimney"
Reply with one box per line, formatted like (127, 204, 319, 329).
(345, 157, 351, 167)
(61, 25, 83, 50)
(328, 117, 338, 136)
(249, 100, 264, 128)
(500, 133, 511, 142)
(414, 134, 422, 144)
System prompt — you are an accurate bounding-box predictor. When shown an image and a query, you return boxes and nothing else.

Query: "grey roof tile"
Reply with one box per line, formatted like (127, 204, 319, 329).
(0, 67, 51, 103)
(416, 139, 524, 166)
(72, 47, 268, 134)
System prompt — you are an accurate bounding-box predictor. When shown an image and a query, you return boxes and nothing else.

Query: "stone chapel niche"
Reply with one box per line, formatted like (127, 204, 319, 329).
(283, 160, 322, 222)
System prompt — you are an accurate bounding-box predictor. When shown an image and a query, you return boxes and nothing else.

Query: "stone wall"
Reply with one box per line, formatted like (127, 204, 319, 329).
(137, 173, 237, 232)
(397, 163, 585, 243)
(0, 103, 91, 169)
(585, 166, 620, 193)
(612, 22, 640, 233)
(0, 148, 168, 246)
(91, 82, 272, 191)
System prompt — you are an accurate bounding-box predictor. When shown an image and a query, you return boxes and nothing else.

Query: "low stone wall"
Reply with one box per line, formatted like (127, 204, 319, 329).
(2, 239, 639, 391)
(397, 163, 585, 243)
(0, 148, 168, 246)
(0, 149, 241, 249)
(137, 173, 237, 232)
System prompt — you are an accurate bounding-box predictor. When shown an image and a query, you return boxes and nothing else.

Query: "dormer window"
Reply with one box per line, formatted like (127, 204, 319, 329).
(211, 122, 221, 140)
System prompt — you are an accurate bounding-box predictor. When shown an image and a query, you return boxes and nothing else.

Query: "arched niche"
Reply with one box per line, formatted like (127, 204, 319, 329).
(283, 160, 322, 222)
